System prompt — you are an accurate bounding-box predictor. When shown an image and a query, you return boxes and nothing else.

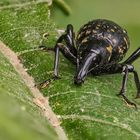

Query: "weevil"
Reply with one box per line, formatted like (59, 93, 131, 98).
(39, 19, 140, 108)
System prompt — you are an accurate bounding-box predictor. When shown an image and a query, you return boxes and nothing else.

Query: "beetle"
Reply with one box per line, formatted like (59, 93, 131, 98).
(39, 19, 140, 108)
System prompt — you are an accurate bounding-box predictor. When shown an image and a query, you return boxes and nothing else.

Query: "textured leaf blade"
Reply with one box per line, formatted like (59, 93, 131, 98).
(1, 1, 140, 140)
(0, 51, 58, 140)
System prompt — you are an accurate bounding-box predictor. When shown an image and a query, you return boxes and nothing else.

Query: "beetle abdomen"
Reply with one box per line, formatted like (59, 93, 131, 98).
(76, 19, 130, 62)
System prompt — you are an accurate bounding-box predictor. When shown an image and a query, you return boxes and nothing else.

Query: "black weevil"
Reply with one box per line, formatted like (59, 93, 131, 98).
(39, 19, 140, 108)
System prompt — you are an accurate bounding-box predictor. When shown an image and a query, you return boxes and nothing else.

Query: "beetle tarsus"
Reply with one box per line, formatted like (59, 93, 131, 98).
(37, 76, 61, 89)
(117, 93, 137, 109)
(117, 65, 137, 108)
(37, 79, 51, 89)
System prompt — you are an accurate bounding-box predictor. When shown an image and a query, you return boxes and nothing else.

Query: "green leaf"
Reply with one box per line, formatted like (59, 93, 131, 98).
(1, 1, 140, 140)
(0, 51, 59, 140)
(0, 1, 62, 140)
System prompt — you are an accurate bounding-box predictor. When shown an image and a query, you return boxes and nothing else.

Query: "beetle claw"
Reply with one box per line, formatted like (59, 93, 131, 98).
(117, 93, 137, 109)
(36, 76, 61, 89)
(36, 79, 51, 89)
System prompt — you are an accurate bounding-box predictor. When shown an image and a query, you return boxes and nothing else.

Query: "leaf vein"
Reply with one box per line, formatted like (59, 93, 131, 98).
(49, 90, 116, 99)
(59, 114, 140, 139)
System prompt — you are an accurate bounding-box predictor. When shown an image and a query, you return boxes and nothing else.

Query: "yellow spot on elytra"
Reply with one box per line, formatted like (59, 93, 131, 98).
(77, 31, 85, 39)
(81, 38, 88, 43)
(118, 47, 124, 53)
(111, 29, 115, 32)
(106, 45, 112, 54)
(86, 30, 91, 35)
(88, 25, 91, 28)
(106, 45, 112, 61)
(77, 34, 81, 39)
(107, 29, 110, 32)
(83, 26, 88, 29)
(108, 55, 111, 61)
(97, 24, 101, 27)
(108, 34, 112, 38)
(123, 29, 127, 33)
(112, 39, 117, 44)
(92, 30, 97, 33)
(123, 37, 129, 48)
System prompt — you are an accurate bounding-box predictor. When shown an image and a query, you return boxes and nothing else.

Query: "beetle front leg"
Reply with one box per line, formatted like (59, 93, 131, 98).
(38, 37, 77, 89)
(53, 42, 77, 79)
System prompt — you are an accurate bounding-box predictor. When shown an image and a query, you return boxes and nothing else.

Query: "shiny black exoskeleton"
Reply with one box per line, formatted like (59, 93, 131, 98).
(40, 19, 140, 108)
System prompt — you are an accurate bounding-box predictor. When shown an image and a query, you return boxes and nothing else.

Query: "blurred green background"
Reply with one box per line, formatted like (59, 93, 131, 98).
(52, 0, 140, 75)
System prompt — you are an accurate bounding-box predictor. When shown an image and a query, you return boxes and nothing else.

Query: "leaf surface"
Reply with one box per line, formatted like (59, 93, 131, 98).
(0, 51, 59, 140)
(0, 1, 60, 140)
(1, 1, 140, 140)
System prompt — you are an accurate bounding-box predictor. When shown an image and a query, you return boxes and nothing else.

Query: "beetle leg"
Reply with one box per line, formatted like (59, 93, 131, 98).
(133, 70, 140, 98)
(121, 47, 140, 99)
(117, 65, 137, 108)
(53, 43, 77, 78)
(38, 35, 77, 89)
(37, 43, 65, 89)
(38, 33, 65, 51)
